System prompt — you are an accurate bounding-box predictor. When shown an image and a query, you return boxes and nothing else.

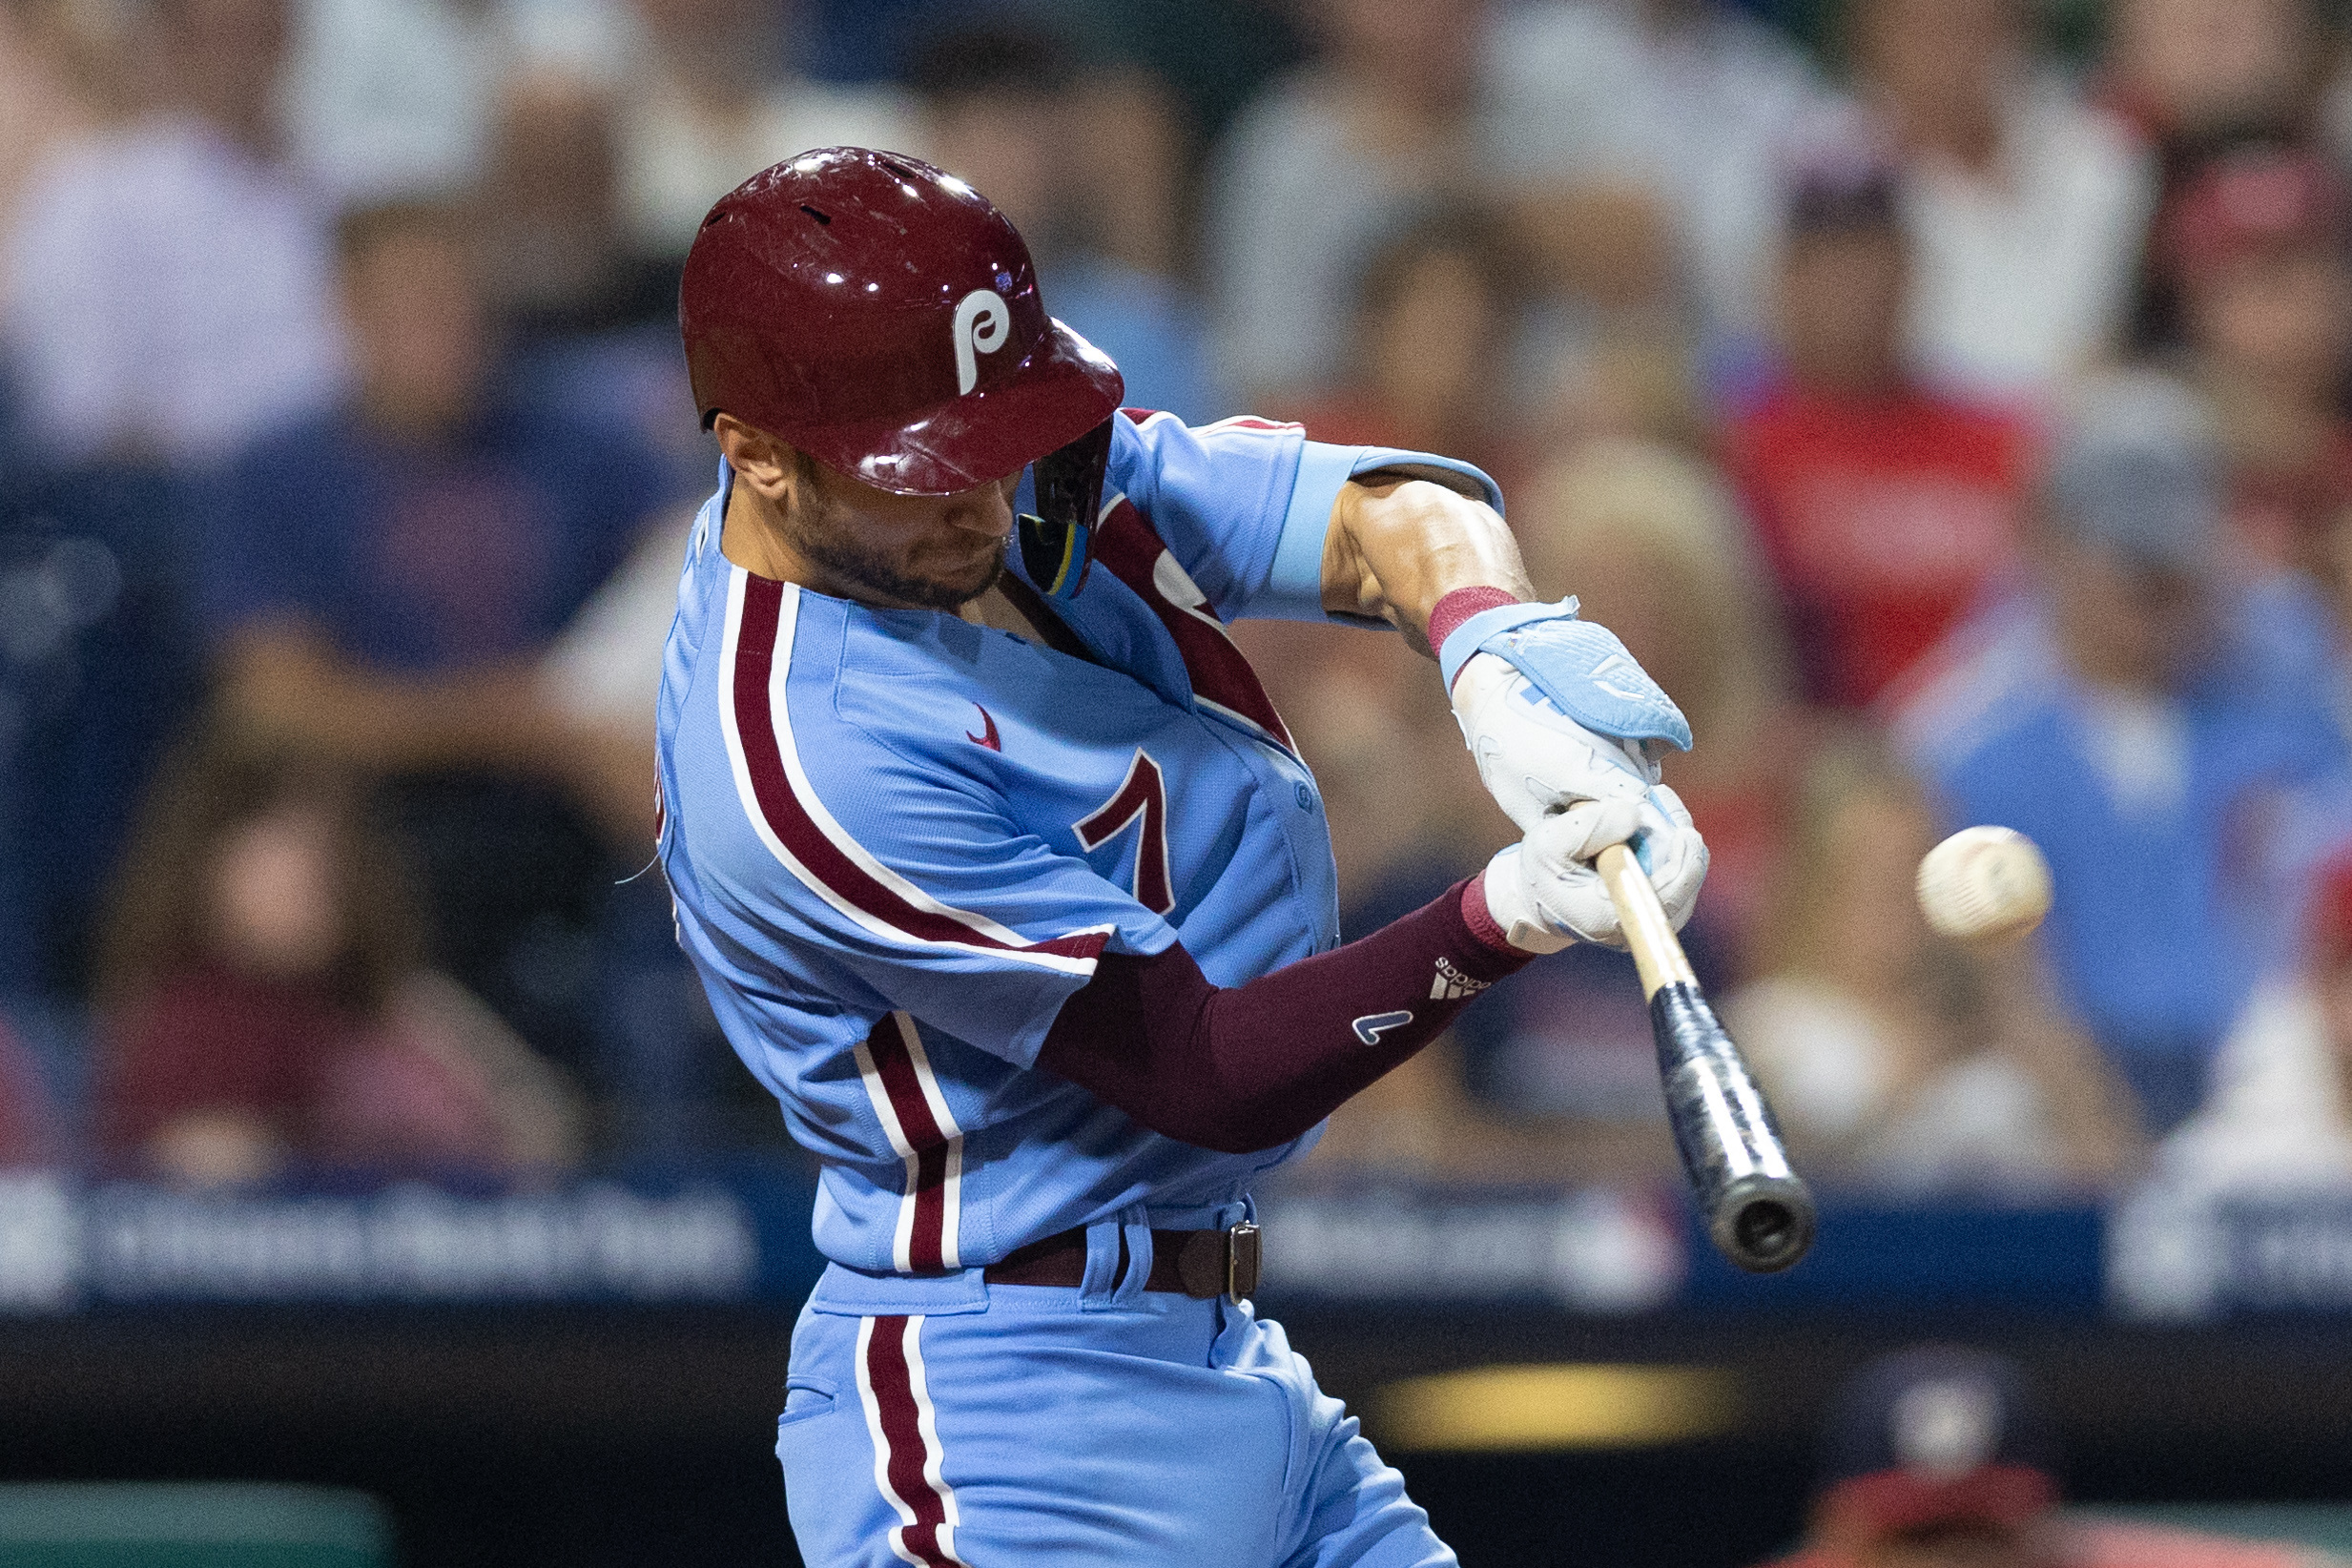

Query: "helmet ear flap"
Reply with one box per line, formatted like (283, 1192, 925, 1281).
(1018, 418, 1114, 600)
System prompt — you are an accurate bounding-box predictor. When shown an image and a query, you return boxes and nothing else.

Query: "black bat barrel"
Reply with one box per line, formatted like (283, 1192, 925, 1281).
(1650, 982, 1816, 1273)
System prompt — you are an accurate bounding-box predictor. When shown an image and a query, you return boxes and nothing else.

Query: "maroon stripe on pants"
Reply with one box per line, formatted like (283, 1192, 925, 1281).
(865, 1018, 953, 1272)
(730, 574, 1106, 962)
(865, 1314, 961, 1566)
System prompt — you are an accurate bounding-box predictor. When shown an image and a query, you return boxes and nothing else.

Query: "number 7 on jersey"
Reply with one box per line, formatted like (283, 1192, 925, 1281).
(1075, 750, 1174, 915)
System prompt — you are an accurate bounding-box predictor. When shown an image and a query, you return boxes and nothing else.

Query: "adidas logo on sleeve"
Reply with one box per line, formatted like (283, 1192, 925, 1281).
(1429, 957, 1492, 1002)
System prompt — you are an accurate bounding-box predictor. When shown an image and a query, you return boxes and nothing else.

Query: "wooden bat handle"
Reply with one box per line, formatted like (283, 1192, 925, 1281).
(1596, 841, 1694, 999)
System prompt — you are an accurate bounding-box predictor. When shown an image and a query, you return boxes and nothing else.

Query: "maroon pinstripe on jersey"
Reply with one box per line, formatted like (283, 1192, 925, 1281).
(725, 570, 1111, 966)
(1089, 499, 1296, 754)
(854, 1013, 964, 1273)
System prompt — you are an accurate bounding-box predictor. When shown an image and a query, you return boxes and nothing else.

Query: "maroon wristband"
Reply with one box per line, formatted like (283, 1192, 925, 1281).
(1427, 586, 1524, 663)
(1460, 871, 1520, 955)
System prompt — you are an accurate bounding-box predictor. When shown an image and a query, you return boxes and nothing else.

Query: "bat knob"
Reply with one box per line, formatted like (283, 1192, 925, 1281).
(1711, 1173, 1816, 1274)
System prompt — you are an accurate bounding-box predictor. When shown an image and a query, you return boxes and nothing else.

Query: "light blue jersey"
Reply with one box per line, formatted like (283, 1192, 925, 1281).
(661, 407, 1494, 1568)
(654, 409, 1496, 1274)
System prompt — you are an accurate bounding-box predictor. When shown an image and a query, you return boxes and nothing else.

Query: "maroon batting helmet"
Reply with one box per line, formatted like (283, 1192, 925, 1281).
(678, 147, 1124, 496)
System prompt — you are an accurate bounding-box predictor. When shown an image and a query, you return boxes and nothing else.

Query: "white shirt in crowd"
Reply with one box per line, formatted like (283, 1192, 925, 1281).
(279, 0, 505, 202)
(1479, 0, 1831, 340)
(277, 0, 921, 254)
(3, 115, 346, 467)
(1726, 975, 2076, 1195)
(2161, 977, 2352, 1192)
(1897, 79, 2156, 404)
(615, 74, 923, 261)
(1205, 76, 1454, 401)
(1207, 0, 1829, 398)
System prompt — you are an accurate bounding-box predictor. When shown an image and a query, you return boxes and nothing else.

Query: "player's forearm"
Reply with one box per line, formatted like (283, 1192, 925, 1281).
(1037, 878, 1529, 1153)
(1321, 477, 1535, 655)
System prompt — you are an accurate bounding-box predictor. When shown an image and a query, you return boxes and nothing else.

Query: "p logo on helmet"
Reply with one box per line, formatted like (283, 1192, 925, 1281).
(677, 146, 1122, 497)
(954, 289, 1012, 395)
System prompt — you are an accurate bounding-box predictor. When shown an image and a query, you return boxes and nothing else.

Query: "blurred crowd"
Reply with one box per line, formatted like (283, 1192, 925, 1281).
(12, 0, 2352, 1204)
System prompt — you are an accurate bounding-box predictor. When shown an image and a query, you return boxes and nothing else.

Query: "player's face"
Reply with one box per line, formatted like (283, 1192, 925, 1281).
(783, 456, 1022, 612)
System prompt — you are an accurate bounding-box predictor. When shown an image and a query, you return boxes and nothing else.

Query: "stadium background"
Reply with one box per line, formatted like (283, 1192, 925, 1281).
(10, 0, 2352, 1562)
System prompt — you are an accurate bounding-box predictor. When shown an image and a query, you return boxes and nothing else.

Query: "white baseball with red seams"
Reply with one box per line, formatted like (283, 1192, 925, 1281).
(1916, 825, 2053, 942)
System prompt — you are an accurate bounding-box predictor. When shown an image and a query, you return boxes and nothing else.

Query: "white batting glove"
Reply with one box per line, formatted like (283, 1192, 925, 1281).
(1452, 650, 1661, 831)
(1479, 786, 1707, 954)
(1480, 798, 1639, 954)
(1458, 646, 1711, 953)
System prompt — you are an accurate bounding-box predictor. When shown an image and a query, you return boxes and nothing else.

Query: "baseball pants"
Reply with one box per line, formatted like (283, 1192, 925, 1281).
(774, 1227, 1455, 1566)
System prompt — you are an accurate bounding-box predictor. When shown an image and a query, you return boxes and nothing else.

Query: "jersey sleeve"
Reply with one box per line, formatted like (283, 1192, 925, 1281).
(1107, 409, 1504, 625)
(691, 624, 1179, 1070)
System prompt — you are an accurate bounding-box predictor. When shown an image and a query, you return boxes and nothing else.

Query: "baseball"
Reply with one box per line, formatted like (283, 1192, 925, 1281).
(1916, 826, 2053, 943)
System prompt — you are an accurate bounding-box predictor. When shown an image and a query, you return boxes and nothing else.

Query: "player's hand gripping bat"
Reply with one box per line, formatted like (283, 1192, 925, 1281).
(1597, 843, 1815, 1273)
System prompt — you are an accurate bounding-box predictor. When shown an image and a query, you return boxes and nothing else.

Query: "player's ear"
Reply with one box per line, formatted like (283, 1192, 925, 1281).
(712, 415, 797, 503)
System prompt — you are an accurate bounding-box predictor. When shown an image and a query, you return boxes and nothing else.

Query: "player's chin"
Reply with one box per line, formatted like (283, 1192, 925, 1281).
(915, 542, 1007, 609)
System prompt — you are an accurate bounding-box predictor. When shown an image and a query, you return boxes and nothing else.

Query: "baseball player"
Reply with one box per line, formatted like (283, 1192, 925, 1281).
(657, 148, 1708, 1566)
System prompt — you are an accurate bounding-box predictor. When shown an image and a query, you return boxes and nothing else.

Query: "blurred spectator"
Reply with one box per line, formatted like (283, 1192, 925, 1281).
(0, 1010, 57, 1167)
(614, 0, 922, 263)
(1282, 207, 1526, 490)
(93, 728, 581, 1186)
(1029, 0, 1306, 152)
(909, 23, 1221, 423)
(0, 468, 208, 1001)
(1547, 327, 1715, 456)
(2162, 848, 2352, 1191)
(2102, 0, 2319, 150)
(200, 199, 684, 1076)
(2164, 146, 2352, 587)
(1726, 733, 2135, 1194)
(481, 74, 673, 343)
(0, 1, 106, 317)
(1764, 1346, 2328, 1568)
(1479, 0, 1833, 348)
(1206, 0, 1499, 402)
(278, 0, 498, 203)
(1847, 0, 2156, 402)
(1726, 154, 2032, 709)
(2095, 0, 2325, 351)
(1899, 376, 2346, 1135)
(481, 72, 709, 494)
(1210, 0, 1791, 408)
(1, 0, 346, 469)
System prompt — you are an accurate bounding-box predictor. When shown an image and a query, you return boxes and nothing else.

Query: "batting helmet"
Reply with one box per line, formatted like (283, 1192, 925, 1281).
(678, 147, 1124, 497)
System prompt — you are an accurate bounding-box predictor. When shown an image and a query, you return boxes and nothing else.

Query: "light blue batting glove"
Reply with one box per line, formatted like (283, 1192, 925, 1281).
(1436, 598, 1691, 753)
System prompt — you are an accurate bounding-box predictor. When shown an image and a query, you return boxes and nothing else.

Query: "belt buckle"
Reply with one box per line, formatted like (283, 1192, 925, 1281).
(1224, 1222, 1261, 1304)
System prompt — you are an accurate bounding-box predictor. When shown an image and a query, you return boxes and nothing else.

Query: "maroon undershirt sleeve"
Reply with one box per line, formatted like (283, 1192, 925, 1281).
(1037, 877, 1532, 1154)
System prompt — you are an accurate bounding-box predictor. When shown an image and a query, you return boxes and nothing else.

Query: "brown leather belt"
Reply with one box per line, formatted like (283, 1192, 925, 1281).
(985, 1222, 1261, 1302)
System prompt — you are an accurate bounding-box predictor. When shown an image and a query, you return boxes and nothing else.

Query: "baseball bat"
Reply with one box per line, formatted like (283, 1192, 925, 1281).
(1597, 843, 1816, 1274)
